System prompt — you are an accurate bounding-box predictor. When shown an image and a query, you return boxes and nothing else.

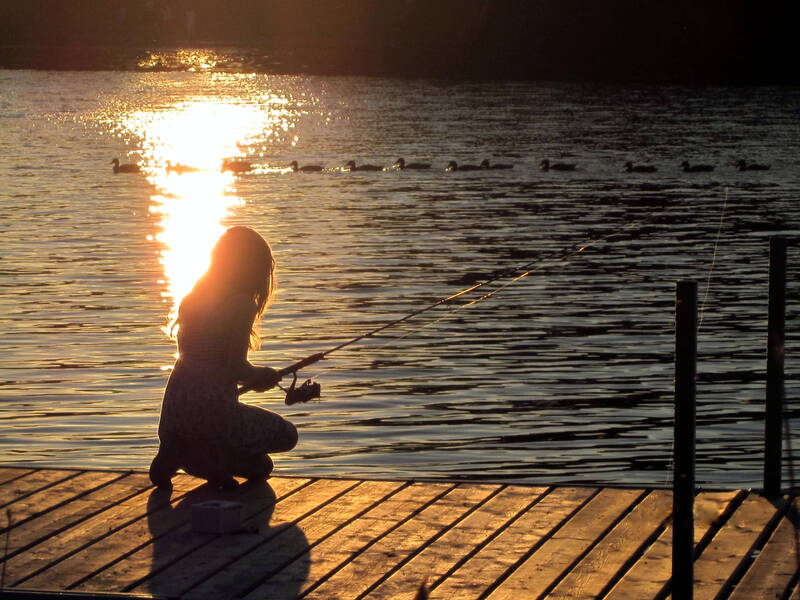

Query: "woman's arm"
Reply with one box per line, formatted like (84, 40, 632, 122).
(222, 294, 280, 391)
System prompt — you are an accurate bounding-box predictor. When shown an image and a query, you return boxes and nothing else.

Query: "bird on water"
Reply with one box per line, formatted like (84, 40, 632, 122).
(111, 158, 140, 174)
(289, 160, 323, 172)
(735, 160, 770, 171)
(394, 157, 431, 170)
(680, 161, 714, 172)
(624, 161, 657, 173)
(540, 159, 576, 172)
(445, 160, 481, 171)
(165, 161, 201, 174)
(221, 158, 252, 173)
(480, 159, 514, 170)
(344, 160, 382, 171)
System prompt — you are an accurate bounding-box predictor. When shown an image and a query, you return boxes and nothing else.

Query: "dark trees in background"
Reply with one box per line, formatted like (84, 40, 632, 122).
(0, 0, 796, 84)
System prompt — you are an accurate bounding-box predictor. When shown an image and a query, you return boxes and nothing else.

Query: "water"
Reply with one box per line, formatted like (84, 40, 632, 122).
(2, 65, 799, 488)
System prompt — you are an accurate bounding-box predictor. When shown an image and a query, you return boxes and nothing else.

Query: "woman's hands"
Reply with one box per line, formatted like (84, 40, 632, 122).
(249, 366, 281, 393)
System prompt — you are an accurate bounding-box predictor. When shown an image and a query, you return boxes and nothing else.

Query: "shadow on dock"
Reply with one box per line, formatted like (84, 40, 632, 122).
(142, 480, 310, 599)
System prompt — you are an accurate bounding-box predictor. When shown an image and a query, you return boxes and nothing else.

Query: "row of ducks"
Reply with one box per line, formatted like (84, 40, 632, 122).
(111, 157, 771, 175)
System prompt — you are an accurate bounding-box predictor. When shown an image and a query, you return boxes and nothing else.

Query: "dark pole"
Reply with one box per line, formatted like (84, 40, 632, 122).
(764, 237, 786, 497)
(673, 280, 697, 600)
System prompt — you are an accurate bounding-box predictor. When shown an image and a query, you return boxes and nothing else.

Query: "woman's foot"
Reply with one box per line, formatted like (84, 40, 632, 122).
(149, 449, 179, 489)
(235, 454, 273, 482)
(208, 476, 239, 491)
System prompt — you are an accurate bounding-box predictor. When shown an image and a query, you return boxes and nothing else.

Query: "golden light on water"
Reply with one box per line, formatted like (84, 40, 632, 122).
(116, 95, 294, 336)
(137, 49, 222, 72)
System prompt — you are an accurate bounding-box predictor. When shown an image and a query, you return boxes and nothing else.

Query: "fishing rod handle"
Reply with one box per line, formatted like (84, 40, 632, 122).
(237, 352, 325, 397)
(277, 352, 325, 377)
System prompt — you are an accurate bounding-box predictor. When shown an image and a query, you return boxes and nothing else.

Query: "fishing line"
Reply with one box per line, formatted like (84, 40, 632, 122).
(238, 219, 658, 396)
(698, 187, 729, 331)
(305, 238, 582, 381)
(663, 188, 732, 488)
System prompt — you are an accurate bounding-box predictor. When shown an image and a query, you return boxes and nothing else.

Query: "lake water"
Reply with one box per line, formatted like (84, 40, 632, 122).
(2, 63, 799, 488)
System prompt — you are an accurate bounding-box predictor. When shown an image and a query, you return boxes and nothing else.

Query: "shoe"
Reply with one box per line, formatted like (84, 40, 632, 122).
(209, 476, 239, 491)
(149, 449, 178, 488)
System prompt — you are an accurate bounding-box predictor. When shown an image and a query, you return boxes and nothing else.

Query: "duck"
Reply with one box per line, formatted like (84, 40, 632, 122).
(624, 161, 657, 173)
(221, 158, 252, 173)
(735, 160, 770, 171)
(540, 159, 576, 172)
(394, 157, 431, 170)
(445, 160, 481, 172)
(165, 161, 201, 174)
(344, 160, 382, 172)
(289, 160, 323, 173)
(680, 161, 714, 173)
(480, 159, 514, 170)
(110, 158, 140, 174)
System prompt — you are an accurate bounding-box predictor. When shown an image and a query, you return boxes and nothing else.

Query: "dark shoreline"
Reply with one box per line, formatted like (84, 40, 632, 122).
(1, 0, 798, 84)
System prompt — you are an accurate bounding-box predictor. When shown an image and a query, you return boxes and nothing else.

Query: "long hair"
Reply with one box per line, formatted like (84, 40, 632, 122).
(172, 226, 276, 348)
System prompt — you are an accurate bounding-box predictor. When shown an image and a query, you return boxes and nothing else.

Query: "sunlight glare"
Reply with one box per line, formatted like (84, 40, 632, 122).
(117, 97, 291, 338)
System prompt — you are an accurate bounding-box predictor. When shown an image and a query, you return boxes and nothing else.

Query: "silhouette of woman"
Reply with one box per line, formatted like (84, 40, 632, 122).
(149, 226, 297, 490)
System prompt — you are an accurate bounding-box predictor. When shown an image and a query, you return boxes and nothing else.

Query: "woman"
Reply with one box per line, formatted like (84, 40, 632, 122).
(149, 226, 297, 490)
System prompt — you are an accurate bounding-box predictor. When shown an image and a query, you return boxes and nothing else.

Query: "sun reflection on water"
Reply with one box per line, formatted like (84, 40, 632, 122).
(137, 49, 221, 72)
(116, 96, 294, 337)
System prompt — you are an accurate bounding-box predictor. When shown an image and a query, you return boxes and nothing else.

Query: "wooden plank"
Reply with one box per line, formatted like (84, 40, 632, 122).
(432, 486, 596, 600)
(365, 485, 549, 600)
(727, 507, 798, 600)
(0, 468, 35, 486)
(485, 488, 644, 600)
(303, 484, 500, 600)
(1, 471, 123, 534)
(692, 493, 785, 600)
(790, 581, 800, 600)
(3, 473, 152, 560)
(602, 491, 740, 600)
(151, 480, 403, 599)
(27, 476, 311, 592)
(9, 473, 200, 587)
(241, 482, 455, 600)
(0, 469, 80, 508)
(546, 490, 673, 600)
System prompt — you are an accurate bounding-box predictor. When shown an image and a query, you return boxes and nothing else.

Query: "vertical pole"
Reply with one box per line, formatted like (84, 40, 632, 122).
(764, 237, 786, 497)
(673, 280, 697, 600)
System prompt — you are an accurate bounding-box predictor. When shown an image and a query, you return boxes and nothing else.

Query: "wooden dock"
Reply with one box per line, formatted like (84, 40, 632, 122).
(0, 466, 797, 599)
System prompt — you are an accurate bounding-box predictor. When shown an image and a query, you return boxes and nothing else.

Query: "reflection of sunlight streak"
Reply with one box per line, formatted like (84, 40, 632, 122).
(116, 97, 293, 338)
(148, 183, 243, 319)
(124, 100, 280, 171)
(137, 49, 221, 72)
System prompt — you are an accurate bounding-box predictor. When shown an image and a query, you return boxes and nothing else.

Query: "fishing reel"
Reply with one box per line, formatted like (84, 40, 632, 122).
(279, 371, 321, 405)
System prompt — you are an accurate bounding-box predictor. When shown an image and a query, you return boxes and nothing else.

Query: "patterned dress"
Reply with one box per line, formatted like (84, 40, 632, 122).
(156, 293, 295, 477)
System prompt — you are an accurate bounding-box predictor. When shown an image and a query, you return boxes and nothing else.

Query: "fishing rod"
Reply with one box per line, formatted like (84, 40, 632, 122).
(237, 222, 659, 404)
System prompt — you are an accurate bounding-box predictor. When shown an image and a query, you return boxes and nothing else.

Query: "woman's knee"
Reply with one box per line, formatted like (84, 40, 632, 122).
(269, 419, 298, 453)
(279, 420, 298, 452)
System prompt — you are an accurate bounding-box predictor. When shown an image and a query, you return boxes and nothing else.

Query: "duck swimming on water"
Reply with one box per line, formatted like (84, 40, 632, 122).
(540, 159, 576, 172)
(165, 161, 201, 174)
(222, 158, 252, 173)
(480, 159, 514, 170)
(446, 160, 481, 171)
(735, 160, 770, 171)
(624, 161, 657, 173)
(344, 160, 382, 172)
(394, 157, 431, 170)
(680, 161, 714, 172)
(111, 158, 140, 174)
(289, 160, 323, 172)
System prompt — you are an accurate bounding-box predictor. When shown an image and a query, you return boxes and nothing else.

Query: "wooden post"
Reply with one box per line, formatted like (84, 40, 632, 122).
(764, 237, 786, 497)
(673, 280, 696, 600)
